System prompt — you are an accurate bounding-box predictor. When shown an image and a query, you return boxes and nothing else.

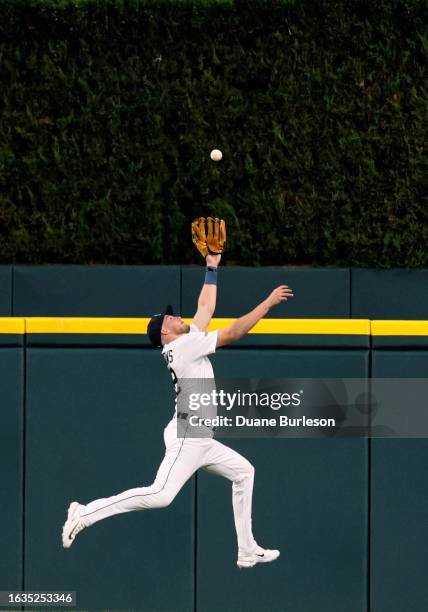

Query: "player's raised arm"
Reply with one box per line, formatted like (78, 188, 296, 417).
(192, 254, 220, 331)
(191, 217, 226, 332)
(217, 285, 294, 347)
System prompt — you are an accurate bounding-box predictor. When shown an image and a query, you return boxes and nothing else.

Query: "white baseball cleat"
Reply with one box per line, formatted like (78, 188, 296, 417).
(62, 501, 86, 549)
(237, 545, 280, 569)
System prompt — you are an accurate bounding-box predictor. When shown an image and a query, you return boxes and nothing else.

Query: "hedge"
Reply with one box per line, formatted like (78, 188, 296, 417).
(0, 0, 427, 265)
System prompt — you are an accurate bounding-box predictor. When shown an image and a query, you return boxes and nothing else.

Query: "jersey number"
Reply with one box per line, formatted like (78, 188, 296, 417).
(164, 350, 180, 397)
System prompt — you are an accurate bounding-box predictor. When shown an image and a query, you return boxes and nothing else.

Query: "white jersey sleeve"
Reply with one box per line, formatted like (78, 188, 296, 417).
(178, 324, 218, 362)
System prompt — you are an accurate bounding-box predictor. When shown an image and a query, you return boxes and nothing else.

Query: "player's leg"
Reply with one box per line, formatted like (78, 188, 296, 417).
(200, 440, 280, 568)
(81, 438, 196, 524)
(62, 426, 208, 548)
(200, 440, 257, 553)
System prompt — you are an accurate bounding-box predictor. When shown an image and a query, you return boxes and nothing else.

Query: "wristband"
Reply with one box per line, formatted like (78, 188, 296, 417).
(205, 266, 218, 285)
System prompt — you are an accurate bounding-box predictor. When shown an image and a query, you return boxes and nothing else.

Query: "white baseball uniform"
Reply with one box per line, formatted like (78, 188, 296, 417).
(78, 324, 257, 555)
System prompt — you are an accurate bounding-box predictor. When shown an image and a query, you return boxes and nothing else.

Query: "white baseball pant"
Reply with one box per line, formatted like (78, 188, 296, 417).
(79, 417, 257, 554)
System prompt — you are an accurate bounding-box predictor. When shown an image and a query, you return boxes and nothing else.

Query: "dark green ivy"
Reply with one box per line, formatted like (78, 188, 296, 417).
(1, 0, 427, 265)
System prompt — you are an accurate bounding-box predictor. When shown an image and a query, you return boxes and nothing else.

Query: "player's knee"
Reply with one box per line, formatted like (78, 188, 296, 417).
(237, 461, 255, 482)
(246, 463, 255, 479)
(153, 489, 175, 509)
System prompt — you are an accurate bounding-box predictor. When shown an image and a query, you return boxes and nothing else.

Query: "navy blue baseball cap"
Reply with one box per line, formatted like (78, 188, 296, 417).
(147, 305, 174, 348)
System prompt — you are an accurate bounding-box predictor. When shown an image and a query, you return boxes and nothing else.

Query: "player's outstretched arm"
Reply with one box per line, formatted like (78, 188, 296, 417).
(217, 285, 293, 347)
(192, 254, 221, 331)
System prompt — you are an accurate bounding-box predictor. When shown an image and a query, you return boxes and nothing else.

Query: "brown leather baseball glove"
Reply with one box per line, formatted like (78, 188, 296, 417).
(191, 217, 226, 258)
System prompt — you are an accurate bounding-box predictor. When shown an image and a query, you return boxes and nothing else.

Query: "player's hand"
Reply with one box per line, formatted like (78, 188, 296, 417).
(265, 285, 294, 308)
(206, 253, 221, 268)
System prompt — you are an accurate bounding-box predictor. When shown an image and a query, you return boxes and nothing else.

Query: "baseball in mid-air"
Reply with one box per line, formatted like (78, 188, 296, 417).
(210, 149, 223, 162)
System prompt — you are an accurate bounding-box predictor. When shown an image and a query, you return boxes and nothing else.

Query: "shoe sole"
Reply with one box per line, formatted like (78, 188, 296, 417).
(62, 501, 80, 549)
(237, 551, 280, 569)
(237, 559, 257, 568)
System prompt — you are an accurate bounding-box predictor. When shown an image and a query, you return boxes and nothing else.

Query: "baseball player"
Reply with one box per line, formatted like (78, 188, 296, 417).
(62, 218, 293, 568)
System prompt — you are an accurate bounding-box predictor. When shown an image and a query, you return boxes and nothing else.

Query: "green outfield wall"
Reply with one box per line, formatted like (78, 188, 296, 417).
(0, 336, 24, 594)
(0, 267, 12, 315)
(371, 352, 428, 612)
(0, 266, 427, 611)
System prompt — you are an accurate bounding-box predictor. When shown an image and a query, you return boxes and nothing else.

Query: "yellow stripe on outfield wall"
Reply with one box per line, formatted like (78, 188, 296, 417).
(205, 318, 370, 334)
(371, 321, 428, 336)
(26, 318, 150, 334)
(10, 318, 428, 336)
(0, 318, 25, 333)
(26, 317, 370, 335)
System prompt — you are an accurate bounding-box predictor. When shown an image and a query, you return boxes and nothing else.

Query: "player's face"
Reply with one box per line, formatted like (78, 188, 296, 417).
(163, 315, 190, 335)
